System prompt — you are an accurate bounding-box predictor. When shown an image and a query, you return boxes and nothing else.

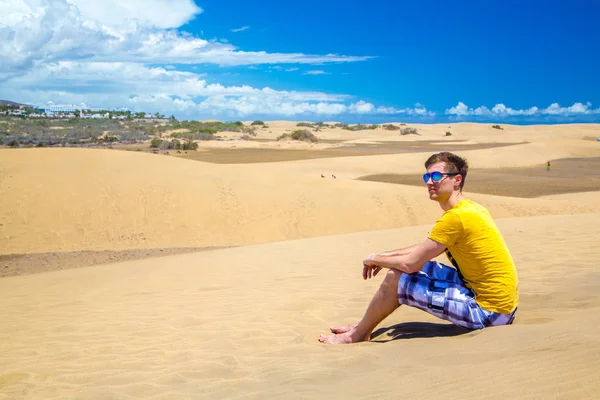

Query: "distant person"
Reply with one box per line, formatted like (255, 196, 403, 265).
(332, 174, 336, 179)
(321, 174, 325, 178)
(319, 152, 519, 344)
(547, 161, 551, 172)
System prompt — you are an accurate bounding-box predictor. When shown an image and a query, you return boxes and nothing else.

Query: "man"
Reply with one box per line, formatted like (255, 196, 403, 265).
(319, 152, 518, 344)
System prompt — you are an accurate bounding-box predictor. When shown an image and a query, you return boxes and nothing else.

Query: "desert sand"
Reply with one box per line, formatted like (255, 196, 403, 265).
(1, 122, 600, 399)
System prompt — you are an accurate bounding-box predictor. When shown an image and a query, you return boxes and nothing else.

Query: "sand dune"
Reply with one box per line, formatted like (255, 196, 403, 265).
(1, 214, 600, 398)
(2, 137, 600, 255)
(1, 123, 600, 398)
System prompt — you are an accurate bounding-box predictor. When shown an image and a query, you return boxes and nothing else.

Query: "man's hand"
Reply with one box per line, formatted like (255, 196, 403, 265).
(363, 253, 383, 280)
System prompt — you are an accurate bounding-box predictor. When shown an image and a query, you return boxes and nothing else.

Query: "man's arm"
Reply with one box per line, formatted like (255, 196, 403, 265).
(378, 244, 421, 257)
(363, 239, 446, 279)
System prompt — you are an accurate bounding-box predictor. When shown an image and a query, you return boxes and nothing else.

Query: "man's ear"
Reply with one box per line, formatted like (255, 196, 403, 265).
(453, 174, 463, 190)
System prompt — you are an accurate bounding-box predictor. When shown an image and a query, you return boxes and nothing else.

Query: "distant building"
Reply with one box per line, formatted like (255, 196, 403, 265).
(38, 102, 130, 117)
(41, 103, 85, 114)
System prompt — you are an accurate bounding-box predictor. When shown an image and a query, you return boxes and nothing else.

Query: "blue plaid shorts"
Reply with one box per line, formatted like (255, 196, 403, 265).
(397, 261, 517, 330)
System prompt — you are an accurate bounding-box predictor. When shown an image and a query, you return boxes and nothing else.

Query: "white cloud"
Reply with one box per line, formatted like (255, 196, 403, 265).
(412, 104, 433, 116)
(3, 60, 431, 119)
(124, 95, 430, 119)
(349, 100, 375, 114)
(3, 61, 407, 118)
(445, 102, 599, 117)
(303, 70, 330, 75)
(65, 0, 202, 29)
(445, 102, 469, 116)
(231, 26, 250, 33)
(541, 102, 597, 115)
(0, 0, 420, 120)
(0, 0, 374, 80)
(5, 61, 350, 101)
(187, 96, 350, 117)
(375, 104, 435, 117)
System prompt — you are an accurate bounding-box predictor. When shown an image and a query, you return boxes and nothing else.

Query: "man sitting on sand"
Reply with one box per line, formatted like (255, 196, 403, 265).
(319, 152, 518, 344)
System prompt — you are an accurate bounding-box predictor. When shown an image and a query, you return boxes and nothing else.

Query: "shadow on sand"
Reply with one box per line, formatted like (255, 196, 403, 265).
(370, 322, 472, 342)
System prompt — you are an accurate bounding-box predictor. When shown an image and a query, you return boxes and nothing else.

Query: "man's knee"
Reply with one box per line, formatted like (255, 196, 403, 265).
(382, 269, 402, 288)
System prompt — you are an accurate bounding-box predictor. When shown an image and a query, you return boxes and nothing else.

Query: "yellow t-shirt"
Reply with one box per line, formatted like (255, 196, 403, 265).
(428, 199, 519, 314)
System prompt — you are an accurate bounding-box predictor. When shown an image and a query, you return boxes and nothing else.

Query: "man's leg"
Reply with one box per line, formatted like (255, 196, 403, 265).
(319, 269, 402, 344)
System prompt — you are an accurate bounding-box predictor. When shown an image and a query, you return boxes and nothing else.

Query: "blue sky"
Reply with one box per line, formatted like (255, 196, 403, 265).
(1, 0, 599, 123)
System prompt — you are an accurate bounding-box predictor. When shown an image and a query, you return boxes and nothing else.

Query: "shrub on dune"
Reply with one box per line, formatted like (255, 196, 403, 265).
(182, 140, 198, 150)
(170, 139, 181, 149)
(150, 138, 163, 148)
(400, 127, 419, 135)
(243, 126, 258, 136)
(291, 129, 318, 142)
(277, 129, 318, 143)
(343, 124, 379, 131)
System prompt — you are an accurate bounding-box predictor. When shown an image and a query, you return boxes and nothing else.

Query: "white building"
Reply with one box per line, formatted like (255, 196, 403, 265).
(39, 102, 130, 117)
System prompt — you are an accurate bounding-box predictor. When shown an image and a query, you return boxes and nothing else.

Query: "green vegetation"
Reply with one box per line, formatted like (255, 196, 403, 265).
(445, 131, 452, 136)
(0, 117, 158, 147)
(345, 124, 378, 131)
(1, 114, 421, 148)
(0, 116, 209, 147)
(0, 114, 266, 148)
(182, 140, 199, 150)
(150, 138, 198, 150)
(277, 129, 318, 143)
(330, 123, 378, 131)
(168, 121, 258, 141)
(171, 121, 243, 134)
(150, 137, 163, 148)
(296, 122, 333, 130)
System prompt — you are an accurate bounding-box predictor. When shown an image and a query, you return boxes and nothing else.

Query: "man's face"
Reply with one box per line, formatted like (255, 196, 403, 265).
(424, 161, 459, 202)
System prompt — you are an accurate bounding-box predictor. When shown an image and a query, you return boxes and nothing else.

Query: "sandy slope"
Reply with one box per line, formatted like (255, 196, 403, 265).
(2, 135, 599, 255)
(1, 213, 600, 399)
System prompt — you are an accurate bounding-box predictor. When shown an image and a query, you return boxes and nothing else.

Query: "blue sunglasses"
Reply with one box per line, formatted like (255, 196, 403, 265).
(423, 171, 459, 183)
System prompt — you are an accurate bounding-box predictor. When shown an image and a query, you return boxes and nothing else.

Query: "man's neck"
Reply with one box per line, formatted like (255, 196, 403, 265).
(439, 191, 464, 211)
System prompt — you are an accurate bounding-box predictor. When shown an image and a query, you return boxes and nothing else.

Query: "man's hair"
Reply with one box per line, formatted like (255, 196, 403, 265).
(424, 152, 469, 189)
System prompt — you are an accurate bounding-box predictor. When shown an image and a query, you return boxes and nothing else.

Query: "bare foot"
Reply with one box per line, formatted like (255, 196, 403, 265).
(319, 327, 369, 344)
(330, 323, 358, 334)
